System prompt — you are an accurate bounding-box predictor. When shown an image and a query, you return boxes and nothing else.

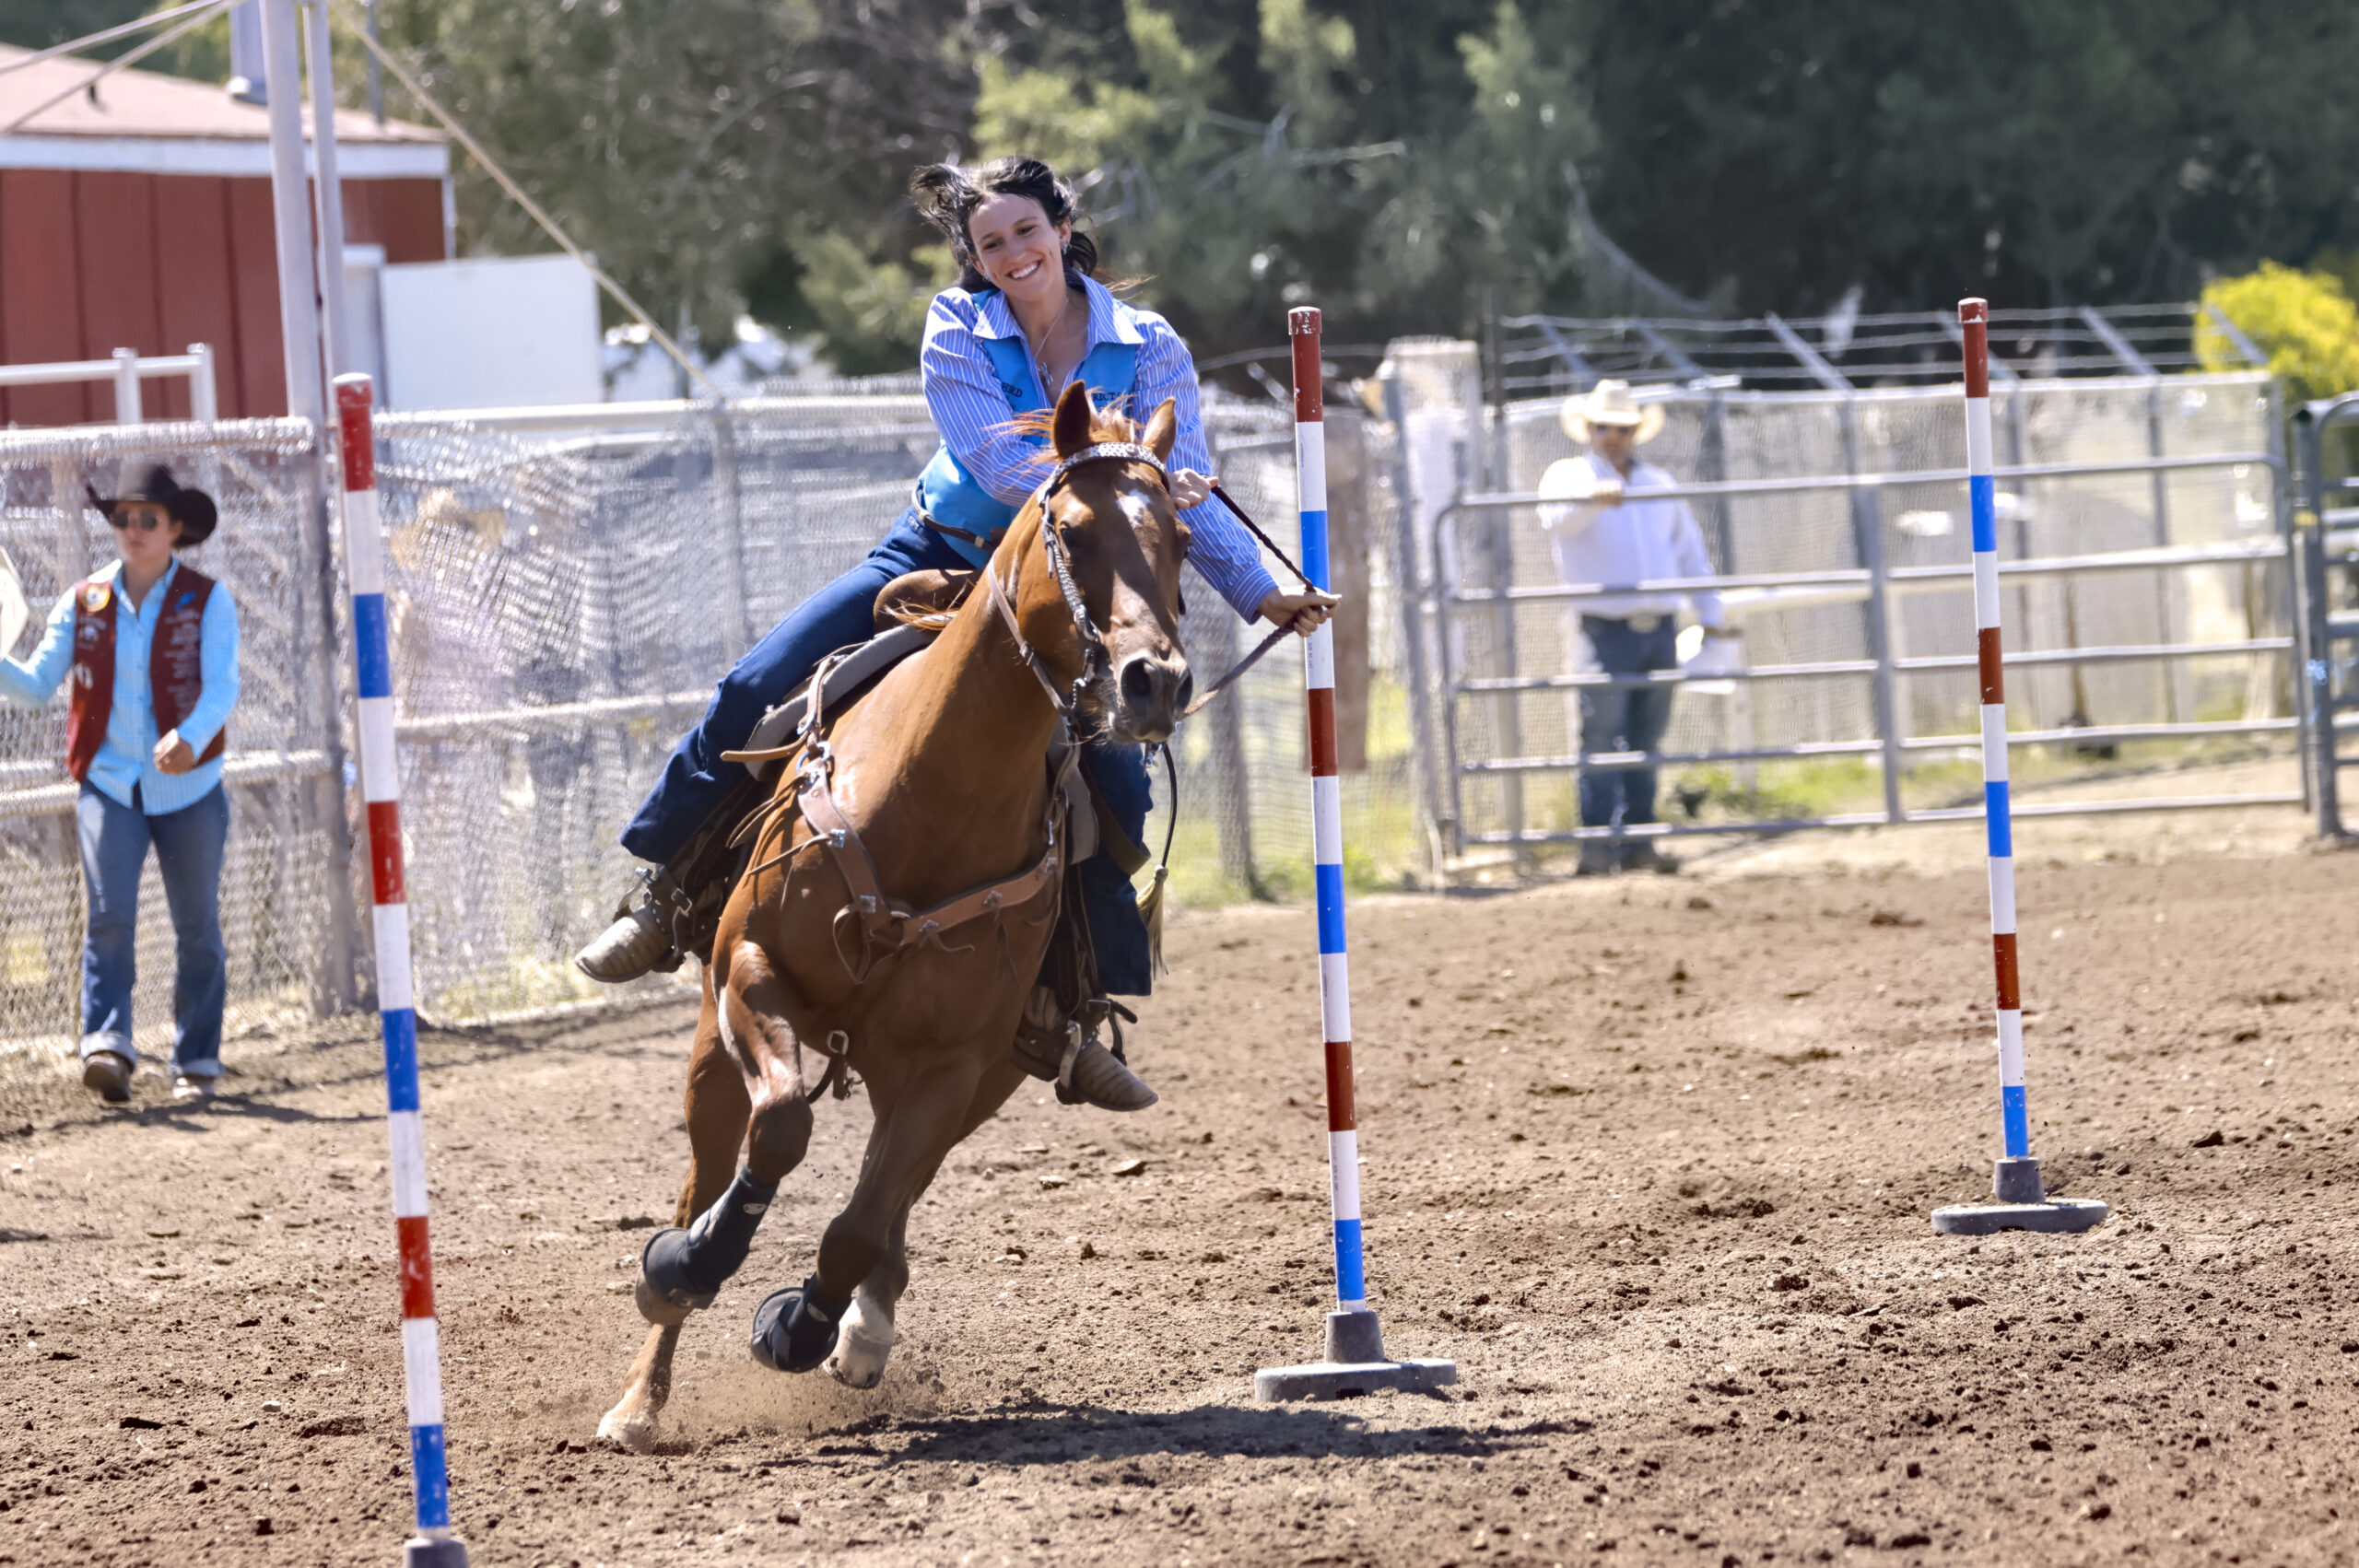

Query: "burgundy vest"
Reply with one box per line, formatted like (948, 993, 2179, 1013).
(64, 566, 227, 784)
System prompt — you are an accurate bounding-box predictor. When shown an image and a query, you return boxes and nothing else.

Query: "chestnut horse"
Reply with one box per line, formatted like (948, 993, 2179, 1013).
(598, 382, 1194, 1447)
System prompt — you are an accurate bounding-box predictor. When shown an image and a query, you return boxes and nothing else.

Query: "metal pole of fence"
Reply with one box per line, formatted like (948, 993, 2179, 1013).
(303, 0, 352, 380)
(1379, 370, 1445, 881)
(264, 0, 361, 1011)
(1932, 298, 2106, 1238)
(335, 372, 471, 1568)
(189, 344, 218, 423)
(111, 349, 143, 425)
(1843, 396, 1905, 825)
(708, 407, 755, 655)
(1255, 306, 1454, 1401)
(2294, 404, 2342, 838)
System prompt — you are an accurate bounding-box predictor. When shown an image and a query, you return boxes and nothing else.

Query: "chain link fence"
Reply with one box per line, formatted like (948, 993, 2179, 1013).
(2, 356, 2288, 1062)
(1, 420, 349, 1071)
(0, 390, 1433, 1065)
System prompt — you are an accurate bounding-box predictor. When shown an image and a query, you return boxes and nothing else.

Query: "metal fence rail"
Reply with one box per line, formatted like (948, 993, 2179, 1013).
(1401, 369, 2297, 859)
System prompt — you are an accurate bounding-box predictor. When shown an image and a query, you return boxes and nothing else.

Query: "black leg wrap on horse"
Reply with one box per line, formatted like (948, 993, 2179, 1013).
(748, 1275, 851, 1374)
(640, 1168, 778, 1314)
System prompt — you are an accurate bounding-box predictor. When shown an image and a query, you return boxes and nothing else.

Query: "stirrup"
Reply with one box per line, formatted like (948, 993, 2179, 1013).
(575, 868, 690, 982)
(1013, 996, 1156, 1111)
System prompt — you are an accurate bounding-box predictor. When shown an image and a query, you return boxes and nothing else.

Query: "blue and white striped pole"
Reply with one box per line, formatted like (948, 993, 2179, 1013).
(1255, 310, 1456, 1396)
(335, 372, 472, 1565)
(1933, 300, 2105, 1235)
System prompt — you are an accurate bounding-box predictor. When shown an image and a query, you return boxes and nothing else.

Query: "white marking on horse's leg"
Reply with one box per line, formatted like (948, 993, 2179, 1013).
(821, 1286, 900, 1390)
(599, 1321, 680, 1450)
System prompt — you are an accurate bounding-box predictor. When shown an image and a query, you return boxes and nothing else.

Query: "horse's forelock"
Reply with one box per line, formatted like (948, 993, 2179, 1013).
(1005, 397, 1144, 474)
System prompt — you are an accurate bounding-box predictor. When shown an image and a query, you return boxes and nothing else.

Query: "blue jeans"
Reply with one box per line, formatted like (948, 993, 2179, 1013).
(76, 781, 230, 1076)
(1578, 615, 1681, 830)
(622, 509, 1156, 993)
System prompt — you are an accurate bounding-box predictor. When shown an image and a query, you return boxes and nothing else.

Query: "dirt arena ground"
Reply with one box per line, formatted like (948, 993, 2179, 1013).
(5, 809, 2358, 1568)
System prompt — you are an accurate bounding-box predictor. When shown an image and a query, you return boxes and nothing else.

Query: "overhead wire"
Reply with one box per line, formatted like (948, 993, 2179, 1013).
(0, 0, 237, 136)
(331, 1, 721, 397)
(0, 0, 231, 80)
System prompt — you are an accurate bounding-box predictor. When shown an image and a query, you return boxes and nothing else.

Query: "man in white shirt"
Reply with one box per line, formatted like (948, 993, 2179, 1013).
(1536, 380, 1740, 875)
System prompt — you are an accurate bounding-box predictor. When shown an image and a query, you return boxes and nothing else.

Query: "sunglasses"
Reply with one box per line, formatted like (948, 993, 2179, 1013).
(109, 508, 170, 532)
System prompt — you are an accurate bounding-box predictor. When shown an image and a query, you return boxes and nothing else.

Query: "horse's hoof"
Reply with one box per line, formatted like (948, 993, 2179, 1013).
(750, 1276, 850, 1375)
(821, 1295, 898, 1389)
(595, 1405, 659, 1452)
(634, 1228, 713, 1325)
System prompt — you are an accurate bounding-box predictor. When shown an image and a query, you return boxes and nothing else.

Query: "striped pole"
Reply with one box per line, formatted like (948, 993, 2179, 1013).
(1290, 307, 1367, 1312)
(1960, 299, 2031, 1170)
(334, 372, 470, 1568)
(1932, 302, 2104, 1235)
(1255, 310, 1453, 1397)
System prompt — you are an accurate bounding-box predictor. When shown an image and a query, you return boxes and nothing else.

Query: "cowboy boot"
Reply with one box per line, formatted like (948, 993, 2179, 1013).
(1013, 989, 1158, 1112)
(576, 868, 692, 982)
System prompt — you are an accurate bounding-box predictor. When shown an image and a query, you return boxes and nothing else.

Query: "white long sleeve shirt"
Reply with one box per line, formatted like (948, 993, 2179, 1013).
(1536, 451, 1724, 627)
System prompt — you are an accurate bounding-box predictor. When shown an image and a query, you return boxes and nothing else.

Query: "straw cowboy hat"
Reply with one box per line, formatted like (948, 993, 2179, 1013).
(1559, 380, 1665, 445)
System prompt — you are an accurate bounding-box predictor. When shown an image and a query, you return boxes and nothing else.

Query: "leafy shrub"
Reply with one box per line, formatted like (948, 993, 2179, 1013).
(2198, 263, 2359, 404)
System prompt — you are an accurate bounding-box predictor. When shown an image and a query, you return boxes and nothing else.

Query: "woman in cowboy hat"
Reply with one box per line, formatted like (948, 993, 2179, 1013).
(1536, 380, 1738, 875)
(0, 462, 241, 1105)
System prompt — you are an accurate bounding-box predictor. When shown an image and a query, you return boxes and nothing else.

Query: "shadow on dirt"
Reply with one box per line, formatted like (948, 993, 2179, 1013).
(800, 1402, 1593, 1469)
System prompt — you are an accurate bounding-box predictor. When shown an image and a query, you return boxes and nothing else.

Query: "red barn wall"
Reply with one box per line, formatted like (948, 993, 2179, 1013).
(0, 168, 445, 425)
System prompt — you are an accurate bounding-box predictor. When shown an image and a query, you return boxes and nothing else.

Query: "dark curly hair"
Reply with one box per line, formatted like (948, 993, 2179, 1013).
(909, 157, 1101, 294)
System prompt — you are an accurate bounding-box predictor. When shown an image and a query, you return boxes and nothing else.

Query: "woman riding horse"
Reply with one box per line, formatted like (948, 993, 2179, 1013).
(576, 156, 1335, 1111)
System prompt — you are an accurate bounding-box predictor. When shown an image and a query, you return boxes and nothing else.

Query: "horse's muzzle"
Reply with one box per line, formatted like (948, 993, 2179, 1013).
(1114, 652, 1192, 743)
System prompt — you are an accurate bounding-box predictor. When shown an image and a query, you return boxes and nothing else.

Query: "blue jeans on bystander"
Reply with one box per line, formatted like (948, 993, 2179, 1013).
(1578, 614, 1682, 831)
(76, 780, 230, 1078)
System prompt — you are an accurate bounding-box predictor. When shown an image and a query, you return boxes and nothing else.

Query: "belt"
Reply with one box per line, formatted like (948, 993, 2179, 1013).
(913, 485, 1000, 552)
(1584, 613, 1665, 635)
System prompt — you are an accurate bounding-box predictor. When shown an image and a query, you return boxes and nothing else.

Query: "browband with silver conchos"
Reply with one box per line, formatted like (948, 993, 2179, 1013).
(1040, 441, 1168, 500)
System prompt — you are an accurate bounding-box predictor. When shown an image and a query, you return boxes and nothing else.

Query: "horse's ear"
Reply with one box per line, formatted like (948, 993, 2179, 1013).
(1143, 397, 1178, 463)
(1051, 380, 1095, 458)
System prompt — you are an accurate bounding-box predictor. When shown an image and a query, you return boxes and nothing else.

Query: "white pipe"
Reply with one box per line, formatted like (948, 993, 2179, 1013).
(111, 348, 143, 425)
(189, 344, 218, 423)
(258, 0, 324, 427)
(301, 0, 352, 379)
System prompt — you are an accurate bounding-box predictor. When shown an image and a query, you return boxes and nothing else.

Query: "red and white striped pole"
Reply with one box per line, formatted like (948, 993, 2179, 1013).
(1254, 309, 1455, 1398)
(1931, 302, 2105, 1236)
(334, 372, 471, 1565)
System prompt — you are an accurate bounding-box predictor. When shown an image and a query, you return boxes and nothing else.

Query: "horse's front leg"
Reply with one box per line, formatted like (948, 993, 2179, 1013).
(752, 1042, 994, 1375)
(824, 1054, 1027, 1389)
(600, 976, 749, 1449)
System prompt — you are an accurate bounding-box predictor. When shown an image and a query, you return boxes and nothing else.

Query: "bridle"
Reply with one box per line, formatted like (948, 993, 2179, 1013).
(981, 439, 1175, 725)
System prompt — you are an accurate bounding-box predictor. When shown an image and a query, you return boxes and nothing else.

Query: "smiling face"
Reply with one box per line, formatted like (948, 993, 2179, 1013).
(110, 499, 182, 574)
(966, 192, 1072, 309)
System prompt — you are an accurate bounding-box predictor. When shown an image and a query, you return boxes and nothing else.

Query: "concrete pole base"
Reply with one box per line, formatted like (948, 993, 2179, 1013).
(1931, 1154, 2108, 1234)
(1253, 1308, 1459, 1401)
(403, 1536, 470, 1568)
(1931, 1198, 2109, 1235)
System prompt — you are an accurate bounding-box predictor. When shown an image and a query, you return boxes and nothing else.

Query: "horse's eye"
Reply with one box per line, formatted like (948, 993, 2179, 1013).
(1174, 522, 1192, 556)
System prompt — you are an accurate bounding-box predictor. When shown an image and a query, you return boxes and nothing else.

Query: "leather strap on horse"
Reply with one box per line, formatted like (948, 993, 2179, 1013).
(796, 734, 1079, 985)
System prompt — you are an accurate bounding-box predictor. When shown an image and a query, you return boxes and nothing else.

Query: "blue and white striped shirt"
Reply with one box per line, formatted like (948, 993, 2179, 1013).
(0, 556, 241, 815)
(919, 275, 1282, 622)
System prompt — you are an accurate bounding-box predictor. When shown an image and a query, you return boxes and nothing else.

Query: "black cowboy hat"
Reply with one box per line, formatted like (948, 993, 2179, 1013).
(84, 462, 218, 546)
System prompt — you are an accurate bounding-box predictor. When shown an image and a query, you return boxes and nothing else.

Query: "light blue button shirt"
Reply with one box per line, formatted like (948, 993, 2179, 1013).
(0, 557, 241, 815)
(919, 275, 1283, 621)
